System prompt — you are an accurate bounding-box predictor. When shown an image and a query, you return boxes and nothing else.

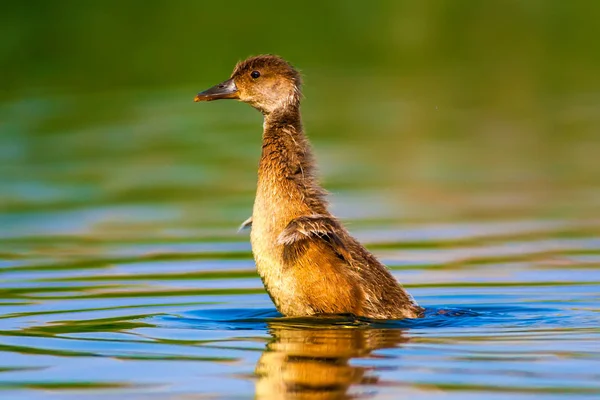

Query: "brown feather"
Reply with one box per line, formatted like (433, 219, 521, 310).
(198, 55, 423, 319)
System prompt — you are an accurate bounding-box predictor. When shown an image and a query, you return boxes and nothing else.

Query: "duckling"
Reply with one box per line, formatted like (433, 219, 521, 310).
(195, 55, 423, 319)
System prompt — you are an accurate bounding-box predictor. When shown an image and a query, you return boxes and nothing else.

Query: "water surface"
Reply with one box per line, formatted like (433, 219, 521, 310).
(2, 2, 600, 398)
(1, 88, 599, 399)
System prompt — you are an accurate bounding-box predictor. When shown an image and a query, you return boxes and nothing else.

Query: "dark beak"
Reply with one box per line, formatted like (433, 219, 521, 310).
(194, 78, 239, 102)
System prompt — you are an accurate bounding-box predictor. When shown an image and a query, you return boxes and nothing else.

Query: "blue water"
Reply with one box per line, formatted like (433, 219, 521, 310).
(1, 220, 599, 399)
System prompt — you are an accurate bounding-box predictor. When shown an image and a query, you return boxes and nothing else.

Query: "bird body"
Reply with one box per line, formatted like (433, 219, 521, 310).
(195, 55, 423, 319)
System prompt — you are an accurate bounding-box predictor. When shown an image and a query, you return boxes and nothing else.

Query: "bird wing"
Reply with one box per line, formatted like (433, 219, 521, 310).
(276, 214, 363, 314)
(238, 216, 253, 232)
(277, 214, 353, 264)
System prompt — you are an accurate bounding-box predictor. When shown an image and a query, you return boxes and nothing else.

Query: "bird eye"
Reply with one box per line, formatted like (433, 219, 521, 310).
(251, 71, 261, 79)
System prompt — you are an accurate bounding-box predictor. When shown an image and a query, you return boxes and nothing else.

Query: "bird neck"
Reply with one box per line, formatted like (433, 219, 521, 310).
(258, 103, 328, 213)
(263, 103, 301, 132)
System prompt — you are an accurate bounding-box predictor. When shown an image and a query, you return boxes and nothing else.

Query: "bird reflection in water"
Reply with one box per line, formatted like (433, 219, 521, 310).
(255, 319, 408, 399)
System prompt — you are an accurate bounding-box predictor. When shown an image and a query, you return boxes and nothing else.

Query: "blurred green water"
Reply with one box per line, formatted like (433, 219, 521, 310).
(2, 1, 600, 206)
(3, 1, 600, 93)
